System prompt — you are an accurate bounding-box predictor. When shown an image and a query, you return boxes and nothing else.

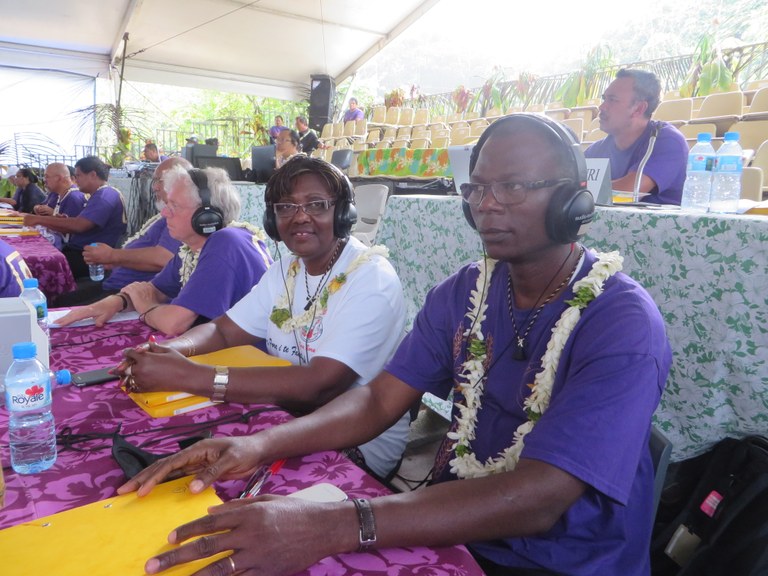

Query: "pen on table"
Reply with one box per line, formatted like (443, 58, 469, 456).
(238, 459, 286, 499)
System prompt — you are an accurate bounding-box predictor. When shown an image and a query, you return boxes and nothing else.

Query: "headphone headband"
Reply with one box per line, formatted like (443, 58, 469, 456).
(463, 113, 594, 244)
(189, 168, 224, 236)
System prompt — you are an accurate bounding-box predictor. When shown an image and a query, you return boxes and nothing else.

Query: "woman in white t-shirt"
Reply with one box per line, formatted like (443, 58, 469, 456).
(120, 156, 408, 477)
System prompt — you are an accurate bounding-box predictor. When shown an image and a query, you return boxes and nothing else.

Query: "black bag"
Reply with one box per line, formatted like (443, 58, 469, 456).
(651, 435, 768, 576)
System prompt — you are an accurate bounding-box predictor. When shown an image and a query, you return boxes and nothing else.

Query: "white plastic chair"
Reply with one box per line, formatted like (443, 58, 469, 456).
(352, 184, 389, 246)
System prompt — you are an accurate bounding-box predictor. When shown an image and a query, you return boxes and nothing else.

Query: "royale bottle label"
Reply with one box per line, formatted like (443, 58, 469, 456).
(7, 383, 49, 411)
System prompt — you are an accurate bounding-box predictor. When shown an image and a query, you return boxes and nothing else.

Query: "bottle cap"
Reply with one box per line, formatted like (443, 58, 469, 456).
(724, 132, 739, 141)
(90, 243, 99, 247)
(11, 342, 36, 360)
(22, 278, 39, 289)
(55, 369, 72, 385)
(697, 133, 713, 142)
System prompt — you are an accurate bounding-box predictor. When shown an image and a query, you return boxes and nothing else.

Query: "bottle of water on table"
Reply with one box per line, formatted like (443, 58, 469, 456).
(709, 132, 743, 214)
(20, 277, 48, 336)
(88, 243, 105, 281)
(5, 342, 57, 474)
(680, 133, 715, 213)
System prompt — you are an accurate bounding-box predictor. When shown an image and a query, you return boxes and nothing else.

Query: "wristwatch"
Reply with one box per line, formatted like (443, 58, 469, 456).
(211, 366, 229, 403)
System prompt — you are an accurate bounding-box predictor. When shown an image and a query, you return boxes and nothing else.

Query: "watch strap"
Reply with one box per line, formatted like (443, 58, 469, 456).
(352, 498, 376, 551)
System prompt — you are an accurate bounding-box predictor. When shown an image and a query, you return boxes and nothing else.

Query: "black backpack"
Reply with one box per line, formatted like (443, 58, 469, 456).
(651, 435, 768, 576)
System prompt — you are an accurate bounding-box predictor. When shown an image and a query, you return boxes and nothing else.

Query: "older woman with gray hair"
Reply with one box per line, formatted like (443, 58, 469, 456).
(57, 166, 272, 336)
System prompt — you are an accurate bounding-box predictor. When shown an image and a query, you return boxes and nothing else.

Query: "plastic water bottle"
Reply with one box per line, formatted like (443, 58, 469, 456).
(5, 342, 57, 474)
(88, 243, 105, 281)
(709, 132, 743, 214)
(20, 278, 48, 335)
(680, 133, 716, 213)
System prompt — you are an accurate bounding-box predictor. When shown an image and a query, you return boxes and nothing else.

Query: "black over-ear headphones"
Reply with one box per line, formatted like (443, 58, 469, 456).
(189, 168, 225, 236)
(263, 156, 358, 242)
(462, 113, 594, 244)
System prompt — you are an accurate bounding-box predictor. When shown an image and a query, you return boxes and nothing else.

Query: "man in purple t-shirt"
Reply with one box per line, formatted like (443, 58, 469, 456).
(585, 69, 688, 205)
(342, 97, 364, 123)
(23, 156, 127, 278)
(57, 165, 272, 336)
(113, 114, 672, 576)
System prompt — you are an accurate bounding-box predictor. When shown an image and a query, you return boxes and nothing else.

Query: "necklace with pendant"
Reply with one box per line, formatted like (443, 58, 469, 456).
(507, 245, 584, 361)
(303, 238, 346, 311)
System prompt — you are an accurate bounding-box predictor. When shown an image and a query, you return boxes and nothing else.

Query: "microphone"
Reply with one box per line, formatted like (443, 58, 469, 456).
(633, 121, 660, 202)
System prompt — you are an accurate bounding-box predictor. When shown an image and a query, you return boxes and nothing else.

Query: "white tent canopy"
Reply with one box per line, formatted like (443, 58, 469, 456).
(0, 0, 441, 100)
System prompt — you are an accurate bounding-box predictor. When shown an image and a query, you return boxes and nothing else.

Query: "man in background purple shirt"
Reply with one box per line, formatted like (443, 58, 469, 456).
(342, 97, 364, 123)
(585, 69, 687, 205)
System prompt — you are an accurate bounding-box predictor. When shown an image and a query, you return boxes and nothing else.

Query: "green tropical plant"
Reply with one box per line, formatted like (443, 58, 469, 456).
(554, 45, 614, 107)
(680, 33, 734, 97)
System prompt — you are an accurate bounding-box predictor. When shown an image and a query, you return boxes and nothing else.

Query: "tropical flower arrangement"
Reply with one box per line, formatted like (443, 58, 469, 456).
(449, 250, 623, 479)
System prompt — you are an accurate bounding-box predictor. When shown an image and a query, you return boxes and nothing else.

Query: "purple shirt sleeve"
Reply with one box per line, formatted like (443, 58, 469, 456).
(0, 240, 29, 297)
(58, 190, 86, 217)
(152, 227, 272, 321)
(69, 186, 127, 248)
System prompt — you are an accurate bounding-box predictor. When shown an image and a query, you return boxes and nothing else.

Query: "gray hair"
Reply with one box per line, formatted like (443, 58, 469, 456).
(162, 165, 241, 226)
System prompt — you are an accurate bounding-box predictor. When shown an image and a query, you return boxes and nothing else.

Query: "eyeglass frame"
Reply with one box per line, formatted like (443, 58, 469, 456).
(272, 199, 336, 218)
(460, 178, 574, 206)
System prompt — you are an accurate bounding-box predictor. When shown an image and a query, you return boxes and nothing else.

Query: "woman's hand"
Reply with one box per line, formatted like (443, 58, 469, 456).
(120, 340, 199, 393)
(54, 296, 122, 328)
(118, 436, 265, 497)
(144, 496, 353, 576)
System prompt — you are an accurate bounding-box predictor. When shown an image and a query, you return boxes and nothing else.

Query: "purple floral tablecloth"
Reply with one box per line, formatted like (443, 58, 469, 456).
(3, 234, 76, 300)
(0, 320, 481, 575)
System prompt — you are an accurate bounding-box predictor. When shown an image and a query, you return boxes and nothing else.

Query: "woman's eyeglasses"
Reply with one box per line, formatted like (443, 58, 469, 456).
(273, 199, 335, 218)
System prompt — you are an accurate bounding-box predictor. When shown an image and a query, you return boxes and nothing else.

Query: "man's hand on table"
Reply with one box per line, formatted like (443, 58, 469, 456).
(33, 204, 54, 216)
(55, 295, 124, 328)
(121, 281, 161, 313)
(117, 436, 356, 576)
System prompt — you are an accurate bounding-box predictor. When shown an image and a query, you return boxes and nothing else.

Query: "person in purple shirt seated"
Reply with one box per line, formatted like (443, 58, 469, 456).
(34, 163, 86, 217)
(57, 166, 272, 337)
(23, 156, 127, 278)
(143, 142, 168, 163)
(83, 157, 191, 296)
(8, 168, 46, 214)
(0, 238, 32, 297)
(116, 114, 672, 576)
(343, 97, 364, 123)
(585, 69, 688, 205)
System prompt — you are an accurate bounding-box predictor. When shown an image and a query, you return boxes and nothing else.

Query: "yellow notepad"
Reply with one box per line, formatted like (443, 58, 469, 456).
(0, 476, 229, 576)
(127, 345, 291, 417)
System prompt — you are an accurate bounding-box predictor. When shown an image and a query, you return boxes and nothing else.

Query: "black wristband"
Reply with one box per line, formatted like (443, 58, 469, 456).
(352, 498, 376, 552)
(115, 293, 129, 311)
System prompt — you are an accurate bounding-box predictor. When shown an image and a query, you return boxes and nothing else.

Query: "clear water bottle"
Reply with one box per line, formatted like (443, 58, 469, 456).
(709, 132, 743, 214)
(5, 342, 57, 474)
(20, 277, 48, 336)
(680, 133, 716, 213)
(88, 243, 105, 281)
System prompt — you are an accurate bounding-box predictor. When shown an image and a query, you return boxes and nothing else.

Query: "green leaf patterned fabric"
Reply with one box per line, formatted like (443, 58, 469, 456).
(377, 196, 768, 462)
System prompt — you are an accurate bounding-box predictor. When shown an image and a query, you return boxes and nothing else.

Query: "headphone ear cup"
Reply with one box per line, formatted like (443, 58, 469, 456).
(545, 184, 595, 243)
(262, 205, 280, 242)
(333, 176, 357, 238)
(462, 200, 477, 229)
(191, 205, 224, 236)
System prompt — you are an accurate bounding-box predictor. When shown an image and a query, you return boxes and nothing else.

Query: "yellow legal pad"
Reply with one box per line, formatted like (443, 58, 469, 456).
(126, 345, 291, 417)
(0, 476, 229, 576)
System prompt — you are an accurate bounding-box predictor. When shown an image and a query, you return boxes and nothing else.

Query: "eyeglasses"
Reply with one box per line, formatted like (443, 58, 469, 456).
(459, 178, 573, 206)
(273, 199, 335, 218)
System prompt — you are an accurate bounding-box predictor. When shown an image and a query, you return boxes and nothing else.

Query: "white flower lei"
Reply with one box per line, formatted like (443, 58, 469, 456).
(123, 213, 163, 247)
(449, 250, 624, 479)
(269, 245, 389, 333)
(178, 221, 268, 287)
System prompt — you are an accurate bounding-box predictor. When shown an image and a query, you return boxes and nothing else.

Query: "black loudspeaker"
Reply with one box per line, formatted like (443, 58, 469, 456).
(189, 168, 224, 236)
(263, 157, 357, 242)
(462, 113, 594, 244)
(309, 74, 335, 132)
